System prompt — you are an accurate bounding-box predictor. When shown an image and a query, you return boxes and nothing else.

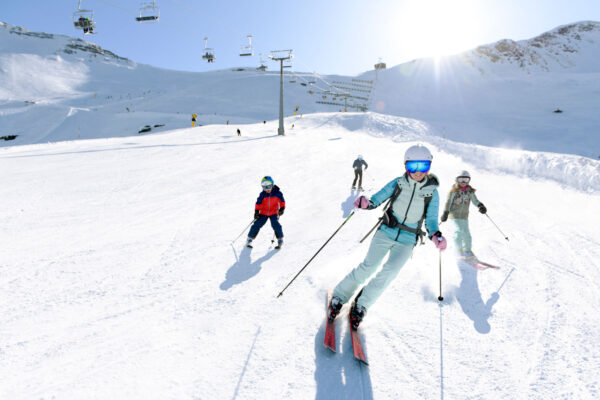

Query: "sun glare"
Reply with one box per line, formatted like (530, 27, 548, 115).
(397, 0, 485, 60)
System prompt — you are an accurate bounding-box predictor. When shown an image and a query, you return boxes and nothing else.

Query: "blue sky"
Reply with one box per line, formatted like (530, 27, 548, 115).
(2, 0, 600, 75)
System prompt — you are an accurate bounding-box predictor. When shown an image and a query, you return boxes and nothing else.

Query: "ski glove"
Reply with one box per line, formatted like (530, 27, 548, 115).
(278, 207, 285, 216)
(440, 211, 449, 222)
(478, 204, 487, 214)
(431, 231, 447, 251)
(254, 210, 260, 219)
(353, 195, 370, 209)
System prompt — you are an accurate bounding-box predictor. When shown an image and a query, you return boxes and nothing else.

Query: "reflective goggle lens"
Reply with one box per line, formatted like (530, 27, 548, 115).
(262, 183, 273, 190)
(405, 160, 431, 173)
(457, 177, 470, 183)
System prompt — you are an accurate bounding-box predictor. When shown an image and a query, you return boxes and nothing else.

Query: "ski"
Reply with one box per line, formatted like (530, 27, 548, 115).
(323, 290, 336, 352)
(349, 309, 368, 365)
(461, 256, 500, 270)
(474, 259, 500, 269)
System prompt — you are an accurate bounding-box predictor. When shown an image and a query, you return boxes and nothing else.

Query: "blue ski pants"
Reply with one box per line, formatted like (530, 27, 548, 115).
(451, 218, 472, 252)
(333, 230, 414, 310)
(248, 214, 283, 239)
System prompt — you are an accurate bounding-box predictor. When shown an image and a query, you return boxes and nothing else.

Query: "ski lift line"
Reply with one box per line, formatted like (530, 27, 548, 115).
(167, 0, 249, 38)
(95, 0, 135, 13)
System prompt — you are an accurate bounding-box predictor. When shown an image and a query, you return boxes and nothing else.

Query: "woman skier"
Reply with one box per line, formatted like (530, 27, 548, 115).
(328, 145, 447, 329)
(440, 170, 487, 257)
(246, 176, 285, 249)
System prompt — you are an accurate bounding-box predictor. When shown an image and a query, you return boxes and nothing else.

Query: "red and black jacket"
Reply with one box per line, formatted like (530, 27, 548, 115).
(255, 185, 285, 216)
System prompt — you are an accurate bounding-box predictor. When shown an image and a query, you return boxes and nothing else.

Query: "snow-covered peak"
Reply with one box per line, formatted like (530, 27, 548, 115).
(464, 21, 600, 73)
(0, 21, 132, 66)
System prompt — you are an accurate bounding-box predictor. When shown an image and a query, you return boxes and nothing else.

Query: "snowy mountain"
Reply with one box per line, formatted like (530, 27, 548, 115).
(467, 21, 600, 73)
(2, 21, 600, 158)
(1, 19, 600, 400)
(361, 21, 600, 158)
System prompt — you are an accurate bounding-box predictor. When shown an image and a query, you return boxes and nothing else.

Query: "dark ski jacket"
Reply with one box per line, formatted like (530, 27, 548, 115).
(353, 159, 368, 171)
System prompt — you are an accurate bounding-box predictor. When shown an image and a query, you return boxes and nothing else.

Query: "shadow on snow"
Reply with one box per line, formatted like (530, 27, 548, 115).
(220, 245, 277, 291)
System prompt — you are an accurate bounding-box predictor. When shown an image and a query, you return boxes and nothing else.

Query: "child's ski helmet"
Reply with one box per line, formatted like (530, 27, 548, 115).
(404, 145, 433, 162)
(261, 176, 274, 186)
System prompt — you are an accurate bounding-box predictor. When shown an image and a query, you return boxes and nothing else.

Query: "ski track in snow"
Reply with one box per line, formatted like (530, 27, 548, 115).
(1, 117, 599, 399)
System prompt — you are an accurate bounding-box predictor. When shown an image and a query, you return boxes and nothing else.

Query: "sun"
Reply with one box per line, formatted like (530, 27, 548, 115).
(396, 0, 486, 60)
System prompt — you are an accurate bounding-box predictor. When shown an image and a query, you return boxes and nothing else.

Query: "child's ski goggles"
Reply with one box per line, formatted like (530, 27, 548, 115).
(405, 160, 431, 173)
(457, 177, 470, 184)
(261, 182, 273, 190)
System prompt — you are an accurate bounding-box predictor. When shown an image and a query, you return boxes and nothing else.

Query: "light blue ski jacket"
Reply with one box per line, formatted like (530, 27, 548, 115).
(369, 173, 441, 245)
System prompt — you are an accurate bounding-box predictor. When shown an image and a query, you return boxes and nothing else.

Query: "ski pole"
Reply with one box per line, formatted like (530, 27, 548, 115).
(437, 250, 444, 301)
(359, 195, 394, 243)
(232, 218, 256, 244)
(485, 214, 509, 241)
(271, 232, 276, 245)
(360, 217, 383, 243)
(277, 211, 356, 298)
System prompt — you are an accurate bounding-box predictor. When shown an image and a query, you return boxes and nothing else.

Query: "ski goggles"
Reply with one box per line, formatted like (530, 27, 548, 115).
(261, 182, 273, 190)
(405, 160, 431, 173)
(457, 177, 470, 183)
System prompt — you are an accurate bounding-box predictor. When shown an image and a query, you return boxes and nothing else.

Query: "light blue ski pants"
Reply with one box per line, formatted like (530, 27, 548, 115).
(333, 230, 414, 310)
(451, 218, 472, 252)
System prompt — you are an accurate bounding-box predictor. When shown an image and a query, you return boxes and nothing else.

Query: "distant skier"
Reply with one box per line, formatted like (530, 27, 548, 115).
(191, 114, 197, 127)
(237, 128, 241, 136)
(352, 155, 368, 190)
(440, 170, 487, 257)
(246, 176, 285, 249)
(328, 145, 447, 329)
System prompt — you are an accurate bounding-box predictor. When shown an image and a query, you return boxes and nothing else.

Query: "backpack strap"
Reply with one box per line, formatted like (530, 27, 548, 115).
(381, 185, 433, 245)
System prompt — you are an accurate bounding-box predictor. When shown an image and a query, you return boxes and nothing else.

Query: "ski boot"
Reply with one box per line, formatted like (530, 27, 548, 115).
(327, 296, 343, 322)
(350, 302, 367, 330)
(245, 238, 253, 248)
(358, 186, 364, 191)
(351, 186, 357, 190)
(275, 239, 283, 250)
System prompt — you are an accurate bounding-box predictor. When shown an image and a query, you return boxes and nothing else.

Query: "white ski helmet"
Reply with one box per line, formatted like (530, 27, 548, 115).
(456, 170, 470, 179)
(404, 144, 433, 162)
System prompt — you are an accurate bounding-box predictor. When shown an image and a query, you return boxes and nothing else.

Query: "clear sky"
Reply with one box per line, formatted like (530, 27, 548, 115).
(2, 0, 600, 75)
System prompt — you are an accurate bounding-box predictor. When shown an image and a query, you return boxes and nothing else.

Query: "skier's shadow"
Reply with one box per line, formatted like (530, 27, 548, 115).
(313, 320, 373, 400)
(455, 260, 500, 334)
(341, 190, 358, 218)
(220, 245, 276, 291)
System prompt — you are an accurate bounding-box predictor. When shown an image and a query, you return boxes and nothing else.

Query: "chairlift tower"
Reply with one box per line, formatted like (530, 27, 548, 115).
(269, 50, 293, 136)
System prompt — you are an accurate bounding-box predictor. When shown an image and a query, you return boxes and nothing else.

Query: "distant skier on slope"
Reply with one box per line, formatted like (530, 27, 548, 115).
(352, 155, 368, 191)
(246, 176, 285, 249)
(440, 170, 487, 258)
(328, 145, 447, 329)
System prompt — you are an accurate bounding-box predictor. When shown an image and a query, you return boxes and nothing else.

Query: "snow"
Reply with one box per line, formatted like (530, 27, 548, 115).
(1, 21, 600, 400)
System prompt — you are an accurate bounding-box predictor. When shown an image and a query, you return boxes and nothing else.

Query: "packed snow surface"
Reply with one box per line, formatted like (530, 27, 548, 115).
(1, 113, 599, 399)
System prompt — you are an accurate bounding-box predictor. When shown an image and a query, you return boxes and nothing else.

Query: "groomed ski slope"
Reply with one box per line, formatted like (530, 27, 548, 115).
(1, 113, 599, 399)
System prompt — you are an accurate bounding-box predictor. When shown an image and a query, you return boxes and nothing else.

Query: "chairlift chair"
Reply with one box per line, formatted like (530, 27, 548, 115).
(239, 35, 253, 57)
(202, 37, 215, 63)
(136, 1, 160, 22)
(73, 1, 96, 34)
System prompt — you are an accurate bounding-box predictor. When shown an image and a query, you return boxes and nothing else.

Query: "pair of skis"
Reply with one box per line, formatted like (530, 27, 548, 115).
(324, 290, 368, 365)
